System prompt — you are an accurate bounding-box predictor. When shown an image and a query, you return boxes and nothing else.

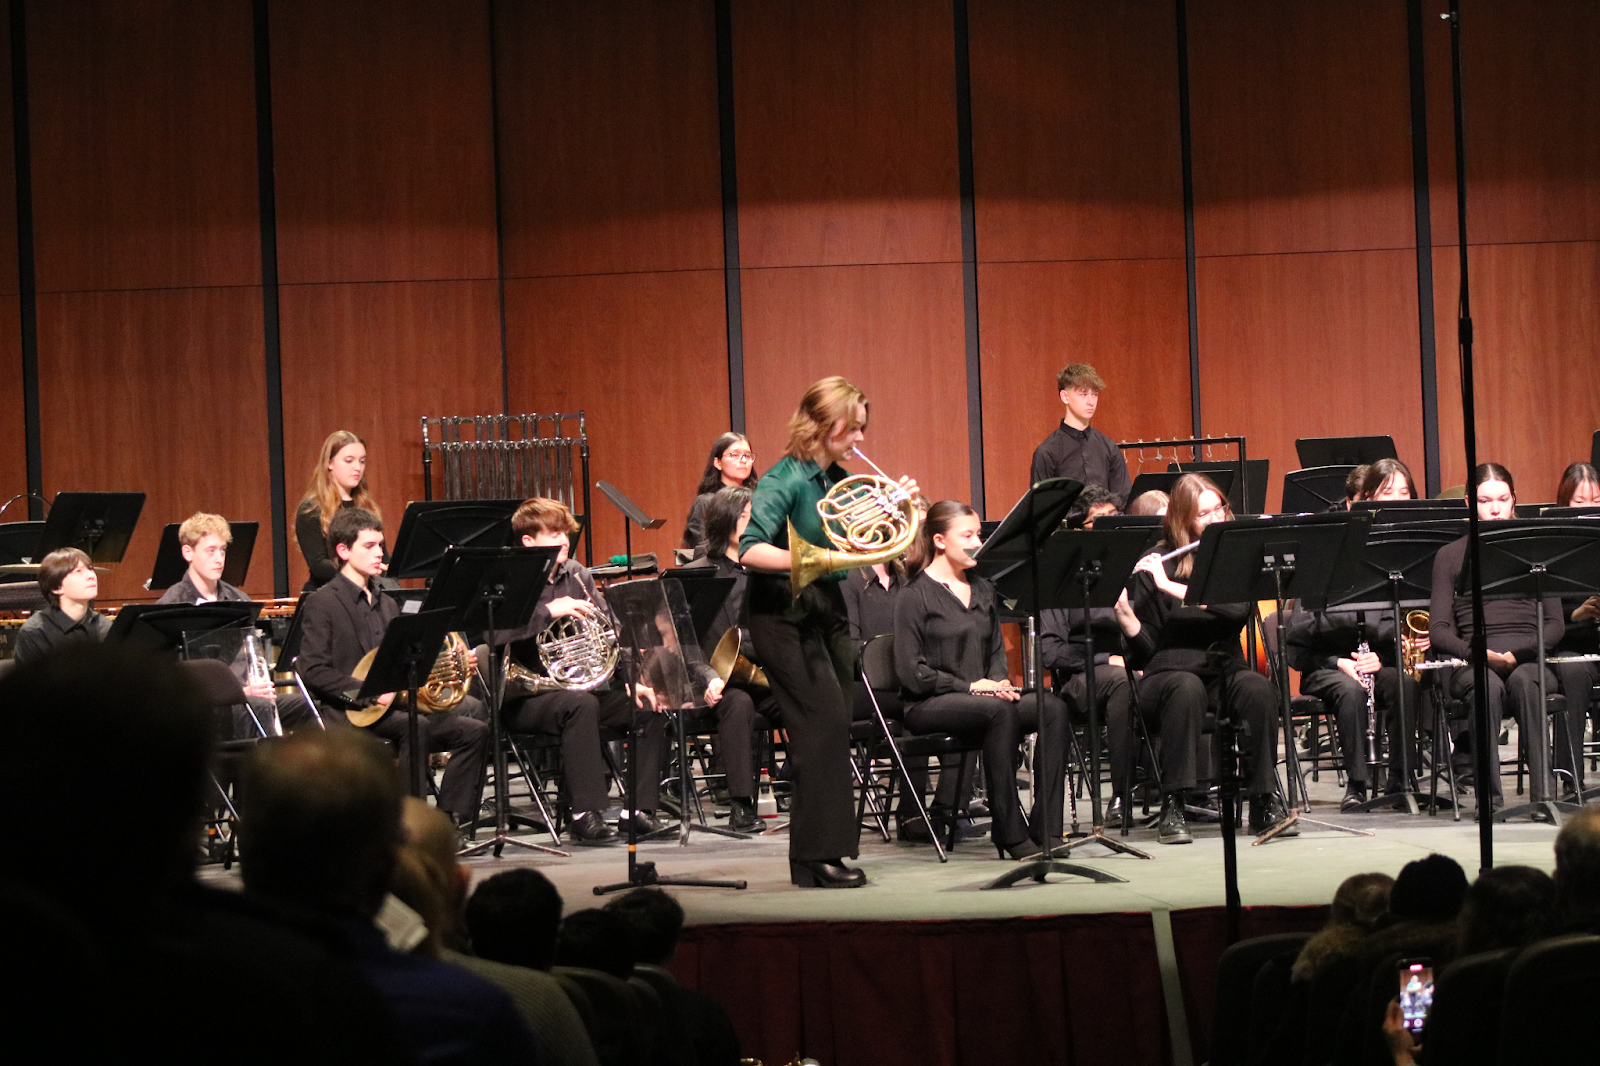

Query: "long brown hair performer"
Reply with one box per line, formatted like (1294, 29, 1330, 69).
(295, 430, 382, 591)
(1122, 473, 1296, 836)
(682, 432, 759, 551)
(894, 501, 1068, 858)
(1556, 462, 1600, 507)
(739, 376, 916, 888)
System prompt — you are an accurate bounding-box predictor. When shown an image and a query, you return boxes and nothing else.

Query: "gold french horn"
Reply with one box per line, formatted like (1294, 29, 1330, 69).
(710, 627, 768, 689)
(346, 630, 476, 728)
(789, 447, 921, 592)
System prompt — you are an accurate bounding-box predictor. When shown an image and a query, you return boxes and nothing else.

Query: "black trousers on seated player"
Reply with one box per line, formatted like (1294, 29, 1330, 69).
(1299, 666, 1419, 788)
(504, 687, 666, 813)
(1556, 660, 1595, 789)
(1059, 664, 1163, 797)
(683, 683, 778, 799)
(276, 692, 490, 818)
(1445, 662, 1568, 800)
(1144, 668, 1279, 797)
(903, 691, 1067, 847)
(851, 681, 971, 812)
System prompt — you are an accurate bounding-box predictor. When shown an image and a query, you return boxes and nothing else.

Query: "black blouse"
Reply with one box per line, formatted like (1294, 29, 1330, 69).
(893, 571, 1008, 702)
(1126, 556, 1251, 676)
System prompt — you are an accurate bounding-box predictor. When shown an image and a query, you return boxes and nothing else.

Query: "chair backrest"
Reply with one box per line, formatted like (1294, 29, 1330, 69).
(1209, 931, 1313, 1066)
(178, 657, 246, 708)
(858, 632, 899, 692)
(1498, 934, 1600, 1063)
(1424, 947, 1515, 1066)
(551, 966, 645, 1066)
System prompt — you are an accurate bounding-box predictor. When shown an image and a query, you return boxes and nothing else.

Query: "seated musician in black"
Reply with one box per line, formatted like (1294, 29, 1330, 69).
(1430, 463, 1566, 803)
(155, 512, 251, 605)
(894, 500, 1070, 859)
(682, 484, 779, 832)
(293, 507, 489, 827)
(1286, 604, 1419, 810)
(13, 548, 111, 665)
(1040, 604, 1143, 827)
(1554, 462, 1600, 781)
(1122, 473, 1294, 836)
(498, 497, 666, 845)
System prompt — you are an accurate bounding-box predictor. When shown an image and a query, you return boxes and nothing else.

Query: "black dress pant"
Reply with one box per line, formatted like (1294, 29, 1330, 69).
(1447, 662, 1567, 799)
(1557, 660, 1596, 788)
(1060, 665, 1152, 796)
(851, 681, 969, 811)
(1092, 668, 1200, 796)
(1299, 667, 1420, 786)
(747, 578, 860, 863)
(903, 690, 1068, 847)
(1143, 668, 1278, 796)
(504, 687, 666, 814)
(684, 684, 778, 799)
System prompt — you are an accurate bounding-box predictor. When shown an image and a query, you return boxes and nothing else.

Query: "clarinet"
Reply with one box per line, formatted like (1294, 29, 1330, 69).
(1355, 618, 1377, 774)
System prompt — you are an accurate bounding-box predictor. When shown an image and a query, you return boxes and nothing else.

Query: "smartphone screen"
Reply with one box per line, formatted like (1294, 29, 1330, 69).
(1398, 959, 1434, 1034)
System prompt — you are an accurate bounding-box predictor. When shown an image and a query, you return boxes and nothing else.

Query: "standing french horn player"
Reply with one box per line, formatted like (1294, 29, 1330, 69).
(495, 497, 669, 847)
(739, 376, 920, 889)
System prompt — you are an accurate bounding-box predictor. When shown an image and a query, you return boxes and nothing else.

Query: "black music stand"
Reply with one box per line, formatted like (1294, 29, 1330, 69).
(147, 521, 260, 590)
(1354, 500, 1468, 524)
(597, 481, 665, 583)
(108, 602, 261, 652)
(666, 568, 737, 650)
(423, 546, 564, 859)
(1541, 506, 1600, 519)
(1001, 528, 1155, 862)
(387, 500, 521, 580)
(1184, 514, 1375, 840)
(975, 478, 1127, 889)
(354, 607, 456, 801)
(1282, 466, 1357, 514)
(36, 492, 145, 562)
(1128, 470, 1234, 509)
(0, 521, 45, 565)
(596, 577, 748, 895)
(1591, 429, 1599, 470)
(1168, 460, 1270, 515)
(1472, 522, 1600, 825)
(1330, 524, 1466, 816)
(1295, 435, 1398, 468)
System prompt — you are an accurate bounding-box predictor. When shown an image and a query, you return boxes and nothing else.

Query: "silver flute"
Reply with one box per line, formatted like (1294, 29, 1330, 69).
(1156, 541, 1202, 563)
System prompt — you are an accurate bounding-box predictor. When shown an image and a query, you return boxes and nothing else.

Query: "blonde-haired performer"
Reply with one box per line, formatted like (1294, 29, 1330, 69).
(740, 376, 918, 888)
(156, 513, 250, 605)
(294, 430, 382, 591)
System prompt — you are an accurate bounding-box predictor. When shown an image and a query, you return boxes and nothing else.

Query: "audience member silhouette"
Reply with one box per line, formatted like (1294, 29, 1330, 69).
(239, 728, 542, 1064)
(0, 642, 401, 1064)
(1553, 806, 1600, 931)
(1456, 865, 1556, 955)
(466, 868, 566, 972)
(604, 888, 742, 1066)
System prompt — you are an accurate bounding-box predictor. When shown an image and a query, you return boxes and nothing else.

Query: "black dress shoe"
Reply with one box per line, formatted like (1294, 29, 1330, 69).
(728, 798, 761, 832)
(994, 837, 1042, 860)
(621, 810, 666, 836)
(790, 859, 866, 888)
(1248, 794, 1300, 836)
(1156, 796, 1193, 845)
(569, 810, 618, 845)
(896, 814, 935, 843)
(1341, 785, 1368, 812)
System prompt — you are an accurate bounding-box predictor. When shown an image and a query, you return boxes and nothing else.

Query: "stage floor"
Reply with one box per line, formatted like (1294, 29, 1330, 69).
(200, 776, 1568, 925)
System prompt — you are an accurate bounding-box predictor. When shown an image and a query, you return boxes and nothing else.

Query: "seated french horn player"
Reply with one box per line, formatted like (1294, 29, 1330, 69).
(495, 497, 668, 846)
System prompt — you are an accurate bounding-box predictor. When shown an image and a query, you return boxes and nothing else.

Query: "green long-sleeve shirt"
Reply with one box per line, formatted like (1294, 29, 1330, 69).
(739, 454, 848, 583)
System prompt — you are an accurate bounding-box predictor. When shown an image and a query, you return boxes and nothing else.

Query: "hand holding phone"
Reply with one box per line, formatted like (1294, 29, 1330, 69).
(1397, 958, 1434, 1039)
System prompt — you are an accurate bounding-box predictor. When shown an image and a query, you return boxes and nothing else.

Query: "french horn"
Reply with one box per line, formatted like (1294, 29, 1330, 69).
(505, 594, 619, 696)
(710, 627, 768, 689)
(347, 630, 475, 727)
(790, 447, 921, 592)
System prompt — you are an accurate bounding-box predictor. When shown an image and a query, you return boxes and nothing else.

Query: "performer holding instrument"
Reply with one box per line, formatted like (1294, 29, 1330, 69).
(291, 508, 489, 825)
(895, 501, 1069, 859)
(13, 549, 110, 665)
(497, 497, 667, 846)
(1121, 474, 1295, 837)
(156, 513, 251, 605)
(1428, 463, 1567, 802)
(1553, 463, 1600, 770)
(682, 432, 759, 553)
(682, 484, 779, 833)
(739, 376, 919, 889)
(295, 430, 382, 591)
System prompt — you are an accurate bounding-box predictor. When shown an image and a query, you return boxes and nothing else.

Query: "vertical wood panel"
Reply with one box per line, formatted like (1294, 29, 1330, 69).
(741, 264, 970, 509)
(1188, 0, 1415, 256)
(270, 0, 496, 284)
(979, 260, 1191, 516)
(0, 8, 20, 508)
(504, 270, 730, 562)
(36, 288, 271, 600)
(278, 281, 503, 591)
(968, 0, 1184, 264)
(29, 0, 259, 292)
(495, 0, 722, 278)
(1198, 250, 1425, 509)
(732, 0, 962, 268)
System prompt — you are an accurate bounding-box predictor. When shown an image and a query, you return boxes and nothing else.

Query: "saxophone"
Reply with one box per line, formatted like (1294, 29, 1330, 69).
(1401, 610, 1430, 679)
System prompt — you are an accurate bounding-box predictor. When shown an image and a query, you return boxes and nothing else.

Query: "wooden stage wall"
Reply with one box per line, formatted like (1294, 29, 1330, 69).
(0, 0, 1595, 600)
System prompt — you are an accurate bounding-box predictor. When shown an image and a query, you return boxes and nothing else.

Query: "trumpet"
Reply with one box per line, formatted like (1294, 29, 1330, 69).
(790, 447, 921, 592)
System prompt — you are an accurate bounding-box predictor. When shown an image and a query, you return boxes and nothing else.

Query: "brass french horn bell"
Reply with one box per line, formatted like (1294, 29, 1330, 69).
(710, 627, 768, 689)
(789, 447, 921, 592)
